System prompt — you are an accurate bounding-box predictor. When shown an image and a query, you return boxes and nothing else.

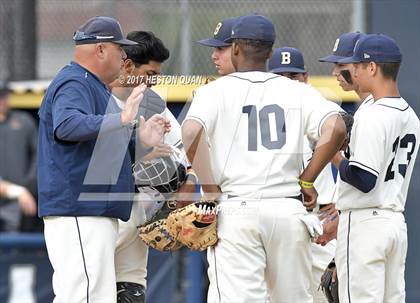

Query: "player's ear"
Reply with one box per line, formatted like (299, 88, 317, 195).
(370, 62, 378, 77)
(303, 72, 309, 84)
(124, 58, 136, 74)
(232, 42, 240, 57)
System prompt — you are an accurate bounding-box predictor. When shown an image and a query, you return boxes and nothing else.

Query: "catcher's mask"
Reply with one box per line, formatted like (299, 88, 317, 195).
(133, 150, 187, 194)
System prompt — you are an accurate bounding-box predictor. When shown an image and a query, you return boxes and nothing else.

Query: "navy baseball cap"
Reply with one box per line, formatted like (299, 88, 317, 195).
(73, 16, 137, 46)
(339, 33, 402, 64)
(319, 32, 364, 63)
(224, 15, 276, 43)
(197, 18, 237, 47)
(268, 47, 306, 73)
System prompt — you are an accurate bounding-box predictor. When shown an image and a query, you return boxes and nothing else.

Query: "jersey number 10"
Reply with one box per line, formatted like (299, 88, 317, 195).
(385, 134, 416, 181)
(242, 104, 286, 151)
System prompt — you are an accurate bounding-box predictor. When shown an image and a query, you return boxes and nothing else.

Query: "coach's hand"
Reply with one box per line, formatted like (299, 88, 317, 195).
(121, 83, 147, 126)
(139, 114, 171, 148)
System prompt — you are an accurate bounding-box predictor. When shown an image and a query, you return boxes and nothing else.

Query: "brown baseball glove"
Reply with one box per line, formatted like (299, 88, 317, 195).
(138, 200, 183, 251)
(320, 258, 339, 303)
(166, 200, 218, 251)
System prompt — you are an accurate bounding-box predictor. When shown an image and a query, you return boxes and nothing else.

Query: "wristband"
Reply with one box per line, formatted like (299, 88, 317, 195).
(186, 169, 198, 184)
(6, 185, 25, 199)
(299, 179, 314, 189)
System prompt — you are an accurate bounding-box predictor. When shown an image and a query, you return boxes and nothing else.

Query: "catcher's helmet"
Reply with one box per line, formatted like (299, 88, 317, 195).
(133, 148, 188, 194)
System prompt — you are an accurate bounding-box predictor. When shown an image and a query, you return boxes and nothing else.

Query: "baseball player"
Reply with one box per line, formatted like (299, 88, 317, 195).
(197, 17, 237, 76)
(110, 30, 197, 303)
(327, 34, 420, 302)
(268, 46, 338, 303)
(314, 32, 372, 248)
(319, 32, 373, 118)
(182, 15, 347, 302)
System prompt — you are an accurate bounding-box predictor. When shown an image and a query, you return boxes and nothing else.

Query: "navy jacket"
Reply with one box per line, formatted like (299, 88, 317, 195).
(38, 62, 145, 221)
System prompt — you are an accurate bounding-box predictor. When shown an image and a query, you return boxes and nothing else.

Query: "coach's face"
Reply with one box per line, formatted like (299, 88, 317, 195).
(100, 42, 127, 84)
(211, 46, 235, 75)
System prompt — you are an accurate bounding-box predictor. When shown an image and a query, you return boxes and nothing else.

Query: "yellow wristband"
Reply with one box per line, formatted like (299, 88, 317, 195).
(299, 179, 314, 189)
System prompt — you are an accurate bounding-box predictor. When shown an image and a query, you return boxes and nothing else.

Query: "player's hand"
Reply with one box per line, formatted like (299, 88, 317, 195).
(142, 143, 174, 162)
(175, 180, 198, 209)
(301, 186, 318, 210)
(202, 185, 222, 202)
(318, 203, 337, 220)
(138, 114, 171, 148)
(316, 213, 339, 246)
(121, 83, 147, 126)
(18, 189, 37, 216)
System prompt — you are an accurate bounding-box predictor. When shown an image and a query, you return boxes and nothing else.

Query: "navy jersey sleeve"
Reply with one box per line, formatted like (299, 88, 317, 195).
(339, 159, 377, 193)
(52, 80, 122, 142)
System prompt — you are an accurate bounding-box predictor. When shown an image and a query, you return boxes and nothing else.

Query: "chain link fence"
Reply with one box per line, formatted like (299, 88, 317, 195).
(1, 0, 355, 80)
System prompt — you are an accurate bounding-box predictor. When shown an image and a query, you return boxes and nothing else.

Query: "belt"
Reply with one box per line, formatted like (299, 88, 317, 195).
(226, 194, 303, 201)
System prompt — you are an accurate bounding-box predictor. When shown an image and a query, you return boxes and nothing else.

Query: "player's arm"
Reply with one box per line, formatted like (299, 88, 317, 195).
(330, 110, 382, 193)
(301, 114, 347, 181)
(182, 120, 220, 200)
(300, 86, 347, 208)
(182, 85, 220, 200)
(331, 153, 377, 193)
(300, 114, 347, 209)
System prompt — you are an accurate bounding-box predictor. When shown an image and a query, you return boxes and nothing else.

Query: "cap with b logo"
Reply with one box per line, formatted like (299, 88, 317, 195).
(224, 14, 276, 43)
(319, 32, 364, 63)
(339, 33, 402, 64)
(268, 47, 306, 73)
(73, 16, 137, 46)
(197, 18, 238, 47)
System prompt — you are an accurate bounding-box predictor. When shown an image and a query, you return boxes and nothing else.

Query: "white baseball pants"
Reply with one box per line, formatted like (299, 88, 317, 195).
(207, 197, 313, 303)
(336, 208, 407, 303)
(115, 197, 148, 286)
(44, 216, 119, 303)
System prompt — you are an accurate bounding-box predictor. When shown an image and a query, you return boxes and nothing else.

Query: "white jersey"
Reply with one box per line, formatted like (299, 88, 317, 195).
(353, 94, 374, 120)
(185, 71, 340, 198)
(336, 97, 420, 211)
